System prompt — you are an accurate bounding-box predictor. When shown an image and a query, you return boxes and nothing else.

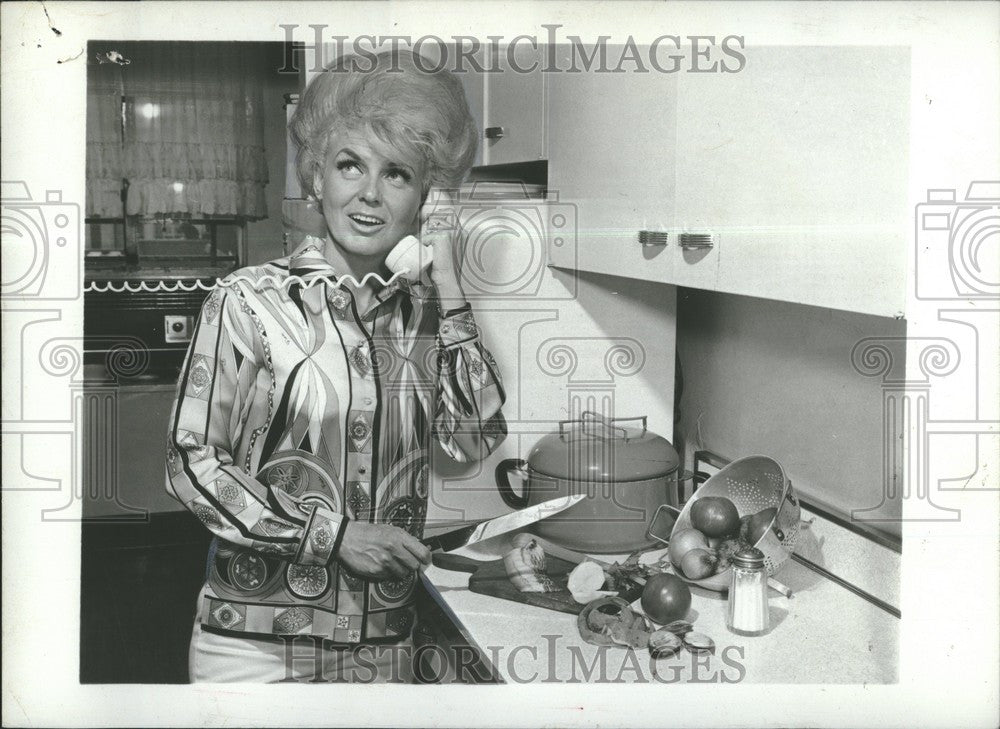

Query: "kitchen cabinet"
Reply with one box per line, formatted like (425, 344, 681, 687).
(547, 45, 911, 318)
(481, 43, 546, 165)
(545, 44, 680, 283)
(456, 61, 485, 168)
(82, 382, 185, 519)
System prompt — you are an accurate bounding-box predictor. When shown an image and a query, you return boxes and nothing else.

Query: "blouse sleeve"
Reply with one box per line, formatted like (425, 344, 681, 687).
(165, 283, 347, 565)
(433, 304, 507, 462)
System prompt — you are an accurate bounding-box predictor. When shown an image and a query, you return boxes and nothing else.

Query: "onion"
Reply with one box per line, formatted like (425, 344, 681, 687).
(567, 560, 617, 604)
(503, 539, 557, 592)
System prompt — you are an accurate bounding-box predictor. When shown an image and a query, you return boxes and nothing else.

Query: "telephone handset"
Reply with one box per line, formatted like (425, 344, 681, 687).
(384, 234, 432, 282)
(383, 188, 459, 281)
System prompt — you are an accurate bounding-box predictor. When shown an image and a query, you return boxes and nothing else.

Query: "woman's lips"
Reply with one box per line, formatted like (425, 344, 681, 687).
(346, 213, 386, 236)
(348, 213, 385, 227)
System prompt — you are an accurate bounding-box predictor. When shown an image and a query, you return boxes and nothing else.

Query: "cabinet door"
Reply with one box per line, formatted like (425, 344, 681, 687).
(674, 46, 910, 317)
(483, 43, 546, 165)
(546, 45, 682, 280)
(458, 61, 486, 168)
(82, 385, 187, 519)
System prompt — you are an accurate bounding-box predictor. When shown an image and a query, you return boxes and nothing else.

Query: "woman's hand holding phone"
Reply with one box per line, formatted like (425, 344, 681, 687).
(419, 188, 466, 309)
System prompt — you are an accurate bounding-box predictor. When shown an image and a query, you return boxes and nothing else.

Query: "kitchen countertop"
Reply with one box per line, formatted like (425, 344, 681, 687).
(423, 524, 899, 684)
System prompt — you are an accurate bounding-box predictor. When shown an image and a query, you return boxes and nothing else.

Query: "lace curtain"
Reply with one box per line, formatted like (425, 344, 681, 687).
(87, 42, 269, 219)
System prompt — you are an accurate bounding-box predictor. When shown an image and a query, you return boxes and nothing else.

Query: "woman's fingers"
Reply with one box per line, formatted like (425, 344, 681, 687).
(390, 545, 421, 573)
(418, 189, 467, 303)
(420, 189, 459, 255)
(400, 534, 433, 567)
(420, 188, 457, 227)
(337, 521, 431, 579)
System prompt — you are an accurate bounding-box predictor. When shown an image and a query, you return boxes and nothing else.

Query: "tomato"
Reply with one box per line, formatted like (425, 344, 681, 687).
(690, 496, 741, 538)
(640, 573, 692, 624)
(748, 507, 778, 545)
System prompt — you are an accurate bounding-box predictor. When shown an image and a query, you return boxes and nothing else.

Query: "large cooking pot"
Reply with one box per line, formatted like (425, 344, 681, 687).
(494, 412, 680, 553)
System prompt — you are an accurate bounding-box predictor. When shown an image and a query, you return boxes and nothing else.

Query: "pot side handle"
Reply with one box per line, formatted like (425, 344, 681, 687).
(495, 458, 530, 509)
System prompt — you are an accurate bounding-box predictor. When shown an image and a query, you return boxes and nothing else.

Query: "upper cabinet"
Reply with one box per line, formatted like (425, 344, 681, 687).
(545, 45, 683, 285)
(547, 44, 911, 318)
(481, 43, 547, 165)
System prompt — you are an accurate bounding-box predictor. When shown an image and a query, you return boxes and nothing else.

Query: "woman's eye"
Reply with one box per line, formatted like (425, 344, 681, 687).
(385, 168, 412, 185)
(336, 160, 362, 177)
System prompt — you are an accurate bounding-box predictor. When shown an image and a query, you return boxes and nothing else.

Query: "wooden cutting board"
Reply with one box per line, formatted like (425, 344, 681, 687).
(431, 552, 642, 615)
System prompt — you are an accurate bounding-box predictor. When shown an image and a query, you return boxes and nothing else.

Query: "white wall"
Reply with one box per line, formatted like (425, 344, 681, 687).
(427, 246, 678, 523)
(674, 288, 906, 540)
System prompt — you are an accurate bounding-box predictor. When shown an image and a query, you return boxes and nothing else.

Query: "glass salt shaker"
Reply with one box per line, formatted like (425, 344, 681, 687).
(726, 547, 770, 636)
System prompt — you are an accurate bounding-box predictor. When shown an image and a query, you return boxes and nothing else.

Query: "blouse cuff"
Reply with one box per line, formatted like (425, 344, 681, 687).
(438, 306, 479, 350)
(297, 505, 348, 567)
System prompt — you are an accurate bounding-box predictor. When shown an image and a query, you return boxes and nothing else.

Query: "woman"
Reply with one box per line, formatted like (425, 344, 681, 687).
(166, 49, 507, 682)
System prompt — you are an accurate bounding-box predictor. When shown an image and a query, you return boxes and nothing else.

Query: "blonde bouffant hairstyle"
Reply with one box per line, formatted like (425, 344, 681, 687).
(290, 49, 478, 201)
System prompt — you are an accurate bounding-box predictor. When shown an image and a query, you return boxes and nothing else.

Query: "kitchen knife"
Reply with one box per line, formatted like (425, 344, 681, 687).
(421, 494, 585, 552)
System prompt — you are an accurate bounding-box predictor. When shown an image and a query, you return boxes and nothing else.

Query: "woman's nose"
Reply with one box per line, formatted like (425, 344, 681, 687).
(358, 178, 381, 205)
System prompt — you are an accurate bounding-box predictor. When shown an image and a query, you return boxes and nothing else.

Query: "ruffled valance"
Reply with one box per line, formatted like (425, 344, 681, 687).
(86, 42, 270, 220)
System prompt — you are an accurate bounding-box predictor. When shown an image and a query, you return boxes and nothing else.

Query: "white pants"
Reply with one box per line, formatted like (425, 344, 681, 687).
(188, 621, 414, 683)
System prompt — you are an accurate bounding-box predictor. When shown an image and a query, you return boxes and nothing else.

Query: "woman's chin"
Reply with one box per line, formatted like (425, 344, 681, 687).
(331, 236, 395, 264)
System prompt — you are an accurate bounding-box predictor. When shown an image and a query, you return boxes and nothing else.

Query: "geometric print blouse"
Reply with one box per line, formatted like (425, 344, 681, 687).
(166, 238, 506, 645)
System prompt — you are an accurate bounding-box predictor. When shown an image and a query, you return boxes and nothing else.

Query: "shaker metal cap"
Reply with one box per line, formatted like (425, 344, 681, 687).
(733, 546, 766, 569)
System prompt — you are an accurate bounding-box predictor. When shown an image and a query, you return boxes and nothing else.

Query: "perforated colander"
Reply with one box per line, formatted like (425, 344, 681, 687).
(669, 455, 800, 591)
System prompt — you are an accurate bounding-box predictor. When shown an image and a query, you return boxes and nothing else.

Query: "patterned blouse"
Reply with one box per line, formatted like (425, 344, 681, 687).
(166, 238, 506, 645)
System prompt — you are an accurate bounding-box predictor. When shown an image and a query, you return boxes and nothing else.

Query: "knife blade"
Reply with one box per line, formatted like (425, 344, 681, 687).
(421, 494, 585, 552)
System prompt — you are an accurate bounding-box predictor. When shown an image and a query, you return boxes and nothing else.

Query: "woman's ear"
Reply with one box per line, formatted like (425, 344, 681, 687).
(312, 165, 324, 200)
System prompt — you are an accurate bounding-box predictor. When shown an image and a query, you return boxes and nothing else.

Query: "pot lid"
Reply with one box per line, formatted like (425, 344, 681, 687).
(527, 412, 679, 482)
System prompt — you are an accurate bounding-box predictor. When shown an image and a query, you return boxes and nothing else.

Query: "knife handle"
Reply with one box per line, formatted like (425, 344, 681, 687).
(431, 552, 485, 573)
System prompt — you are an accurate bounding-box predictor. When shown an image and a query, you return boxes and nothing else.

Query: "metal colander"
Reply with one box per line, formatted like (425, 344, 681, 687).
(670, 455, 800, 591)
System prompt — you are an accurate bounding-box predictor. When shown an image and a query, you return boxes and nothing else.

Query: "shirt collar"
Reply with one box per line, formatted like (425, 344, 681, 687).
(287, 235, 421, 309)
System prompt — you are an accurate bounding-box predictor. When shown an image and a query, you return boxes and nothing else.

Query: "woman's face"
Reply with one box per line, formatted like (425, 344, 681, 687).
(314, 128, 426, 265)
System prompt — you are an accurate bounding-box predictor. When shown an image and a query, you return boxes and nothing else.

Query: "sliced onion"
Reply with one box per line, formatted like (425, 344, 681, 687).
(567, 560, 616, 604)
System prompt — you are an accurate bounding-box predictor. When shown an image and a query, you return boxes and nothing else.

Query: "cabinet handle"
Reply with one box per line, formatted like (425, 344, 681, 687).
(638, 231, 669, 246)
(678, 233, 715, 250)
(484, 126, 505, 140)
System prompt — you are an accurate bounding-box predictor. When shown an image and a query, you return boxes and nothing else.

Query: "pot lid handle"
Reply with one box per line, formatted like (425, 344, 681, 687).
(557, 411, 648, 440)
